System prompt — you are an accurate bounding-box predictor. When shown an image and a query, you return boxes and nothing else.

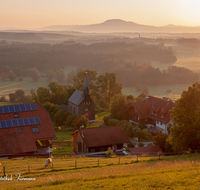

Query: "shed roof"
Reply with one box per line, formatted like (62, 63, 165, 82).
(72, 126, 131, 148)
(129, 145, 163, 156)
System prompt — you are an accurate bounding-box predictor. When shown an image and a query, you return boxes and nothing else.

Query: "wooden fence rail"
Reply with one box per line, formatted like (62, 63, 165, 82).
(0, 151, 199, 176)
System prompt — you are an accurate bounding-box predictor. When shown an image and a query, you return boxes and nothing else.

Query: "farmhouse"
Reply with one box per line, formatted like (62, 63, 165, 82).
(126, 96, 174, 134)
(0, 103, 56, 158)
(71, 126, 131, 155)
(61, 75, 95, 121)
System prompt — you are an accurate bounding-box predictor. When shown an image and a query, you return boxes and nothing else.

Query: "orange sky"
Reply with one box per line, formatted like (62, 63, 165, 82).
(1, 0, 200, 29)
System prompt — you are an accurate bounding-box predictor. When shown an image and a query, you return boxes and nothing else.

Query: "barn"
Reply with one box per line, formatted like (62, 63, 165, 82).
(71, 126, 131, 155)
(0, 103, 56, 158)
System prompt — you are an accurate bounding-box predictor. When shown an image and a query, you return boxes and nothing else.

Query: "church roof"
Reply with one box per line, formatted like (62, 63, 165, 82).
(68, 90, 84, 106)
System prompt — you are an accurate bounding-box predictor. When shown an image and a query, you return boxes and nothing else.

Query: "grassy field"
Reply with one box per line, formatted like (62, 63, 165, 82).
(0, 77, 48, 96)
(172, 45, 200, 72)
(0, 154, 200, 189)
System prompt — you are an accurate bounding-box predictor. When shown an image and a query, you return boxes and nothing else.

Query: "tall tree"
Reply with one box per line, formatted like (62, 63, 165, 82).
(7, 70, 16, 81)
(169, 82, 200, 151)
(109, 94, 127, 120)
(56, 69, 65, 83)
(30, 68, 40, 81)
(97, 72, 123, 105)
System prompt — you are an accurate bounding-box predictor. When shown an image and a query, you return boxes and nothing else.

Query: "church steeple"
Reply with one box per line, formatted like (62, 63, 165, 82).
(83, 75, 90, 95)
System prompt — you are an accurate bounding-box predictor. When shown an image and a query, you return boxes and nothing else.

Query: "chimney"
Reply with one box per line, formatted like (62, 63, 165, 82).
(162, 96, 166, 100)
(82, 131, 85, 138)
(166, 99, 170, 106)
(145, 97, 149, 101)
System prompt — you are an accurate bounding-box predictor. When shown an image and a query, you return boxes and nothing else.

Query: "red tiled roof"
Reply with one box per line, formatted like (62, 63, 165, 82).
(129, 145, 163, 156)
(0, 103, 56, 157)
(72, 126, 131, 148)
(126, 96, 175, 124)
(127, 101, 153, 119)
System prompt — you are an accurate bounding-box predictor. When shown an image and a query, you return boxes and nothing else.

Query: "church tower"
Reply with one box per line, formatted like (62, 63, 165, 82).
(83, 75, 91, 108)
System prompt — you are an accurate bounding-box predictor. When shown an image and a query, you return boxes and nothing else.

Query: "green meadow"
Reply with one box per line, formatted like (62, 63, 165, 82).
(0, 77, 48, 96)
(0, 154, 200, 189)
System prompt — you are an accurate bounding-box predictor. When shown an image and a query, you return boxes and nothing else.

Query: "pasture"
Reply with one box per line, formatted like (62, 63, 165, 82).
(0, 77, 47, 96)
(172, 45, 200, 72)
(0, 154, 200, 189)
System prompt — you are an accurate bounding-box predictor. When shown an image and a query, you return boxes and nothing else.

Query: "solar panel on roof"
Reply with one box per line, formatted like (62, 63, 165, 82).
(23, 118, 29, 125)
(6, 120, 13, 128)
(1, 121, 7, 128)
(29, 118, 35, 125)
(12, 120, 19, 127)
(0, 107, 4, 114)
(9, 105, 15, 113)
(25, 104, 31, 110)
(0, 117, 41, 130)
(30, 103, 37, 110)
(0, 103, 37, 114)
(20, 104, 26, 111)
(3, 106, 9, 113)
(34, 117, 41, 124)
(14, 105, 21, 112)
(18, 119, 24, 126)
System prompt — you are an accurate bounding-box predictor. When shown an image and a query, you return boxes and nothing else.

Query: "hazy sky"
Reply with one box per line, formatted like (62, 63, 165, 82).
(1, 0, 200, 29)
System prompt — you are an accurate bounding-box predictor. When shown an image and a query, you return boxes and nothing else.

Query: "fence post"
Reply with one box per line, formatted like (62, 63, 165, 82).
(159, 153, 161, 160)
(3, 166, 5, 176)
(52, 163, 53, 171)
(119, 157, 120, 164)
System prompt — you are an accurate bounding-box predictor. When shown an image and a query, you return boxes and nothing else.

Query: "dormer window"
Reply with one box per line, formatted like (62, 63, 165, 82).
(14, 113, 19, 118)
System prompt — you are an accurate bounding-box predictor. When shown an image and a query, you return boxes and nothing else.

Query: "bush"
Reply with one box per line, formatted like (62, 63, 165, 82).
(138, 142, 145, 147)
(127, 142, 136, 148)
(103, 115, 113, 125)
(106, 147, 115, 158)
(54, 110, 71, 127)
(107, 119, 120, 126)
(138, 124, 147, 130)
(147, 143, 154, 146)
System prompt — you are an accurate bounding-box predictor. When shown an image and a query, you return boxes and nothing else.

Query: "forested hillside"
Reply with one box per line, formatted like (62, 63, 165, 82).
(0, 40, 198, 86)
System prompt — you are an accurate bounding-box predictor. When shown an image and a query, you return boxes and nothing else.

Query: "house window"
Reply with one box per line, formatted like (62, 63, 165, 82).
(32, 127, 39, 133)
(70, 106, 72, 112)
(14, 113, 19, 118)
(100, 148, 104, 152)
(18, 128, 23, 134)
(91, 148, 95, 152)
(160, 122, 162, 125)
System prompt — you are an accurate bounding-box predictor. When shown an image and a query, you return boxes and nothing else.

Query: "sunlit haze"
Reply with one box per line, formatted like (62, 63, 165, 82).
(1, 0, 200, 29)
